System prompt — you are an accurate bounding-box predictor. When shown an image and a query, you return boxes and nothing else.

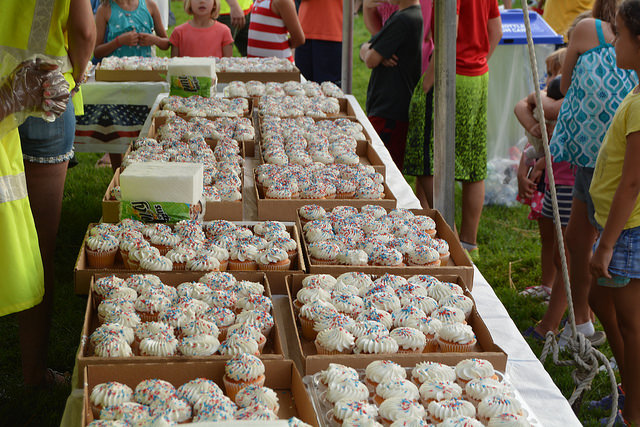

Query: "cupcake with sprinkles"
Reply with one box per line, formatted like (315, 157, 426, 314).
(427, 397, 476, 424)
(223, 353, 266, 401)
(332, 400, 378, 425)
(437, 323, 477, 353)
(378, 397, 426, 425)
(85, 232, 120, 268)
(90, 382, 133, 419)
(314, 326, 355, 355)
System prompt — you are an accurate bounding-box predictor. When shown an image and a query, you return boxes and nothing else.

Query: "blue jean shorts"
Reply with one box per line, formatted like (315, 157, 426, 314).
(594, 225, 640, 284)
(18, 100, 75, 164)
(572, 166, 597, 228)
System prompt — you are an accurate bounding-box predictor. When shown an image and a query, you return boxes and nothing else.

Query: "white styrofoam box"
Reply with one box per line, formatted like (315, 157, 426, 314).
(120, 162, 204, 205)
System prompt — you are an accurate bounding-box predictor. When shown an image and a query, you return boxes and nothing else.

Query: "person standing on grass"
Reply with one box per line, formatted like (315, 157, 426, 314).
(170, 0, 234, 57)
(403, 0, 502, 261)
(4, 0, 95, 387)
(589, 3, 640, 424)
(218, 0, 253, 56)
(547, 0, 637, 357)
(246, 0, 305, 61)
(359, 0, 422, 172)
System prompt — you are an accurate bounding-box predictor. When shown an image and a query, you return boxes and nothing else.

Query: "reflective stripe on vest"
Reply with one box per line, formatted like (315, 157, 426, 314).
(0, 173, 28, 204)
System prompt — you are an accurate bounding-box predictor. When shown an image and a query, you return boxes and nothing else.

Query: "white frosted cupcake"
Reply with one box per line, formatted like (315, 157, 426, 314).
(315, 326, 355, 354)
(365, 360, 406, 389)
(374, 379, 419, 405)
(436, 323, 477, 353)
(465, 377, 507, 406)
(354, 334, 399, 355)
(332, 400, 378, 425)
(234, 385, 280, 413)
(411, 361, 456, 386)
(178, 334, 220, 356)
(378, 397, 426, 425)
(419, 380, 462, 406)
(389, 327, 426, 353)
(455, 358, 496, 386)
(427, 397, 476, 424)
(326, 379, 369, 404)
(487, 413, 531, 426)
(477, 395, 525, 424)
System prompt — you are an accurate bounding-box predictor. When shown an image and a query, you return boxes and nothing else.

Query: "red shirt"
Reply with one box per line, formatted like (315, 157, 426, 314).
(298, 0, 343, 42)
(169, 21, 234, 58)
(454, 0, 500, 76)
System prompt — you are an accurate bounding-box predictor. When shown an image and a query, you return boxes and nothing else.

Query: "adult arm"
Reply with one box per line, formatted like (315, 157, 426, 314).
(486, 15, 502, 61)
(67, 0, 96, 85)
(139, 0, 170, 50)
(226, 0, 246, 29)
(590, 132, 640, 278)
(363, 0, 384, 35)
(273, 0, 305, 48)
(560, 18, 600, 95)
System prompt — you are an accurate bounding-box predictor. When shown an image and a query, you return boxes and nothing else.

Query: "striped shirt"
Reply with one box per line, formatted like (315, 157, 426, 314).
(247, 0, 292, 61)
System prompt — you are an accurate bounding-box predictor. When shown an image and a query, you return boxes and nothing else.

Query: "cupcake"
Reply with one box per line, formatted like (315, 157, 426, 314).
(389, 327, 426, 353)
(326, 378, 369, 404)
(93, 336, 133, 358)
(357, 308, 394, 330)
(333, 400, 378, 425)
(176, 378, 224, 405)
(134, 294, 171, 322)
(256, 247, 291, 270)
(487, 413, 531, 426)
(364, 360, 406, 389)
(139, 333, 179, 356)
(427, 398, 476, 424)
(307, 240, 341, 265)
(331, 292, 364, 318)
(268, 236, 298, 261)
(342, 414, 383, 427)
(99, 402, 149, 423)
(223, 353, 266, 401)
(439, 295, 475, 320)
(314, 326, 355, 354)
(455, 359, 497, 386)
(419, 380, 462, 406)
(374, 379, 420, 406)
(298, 204, 327, 224)
(432, 306, 466, 325)
(178, 334, 220, 356)
(319, 364, 360, 387)
(148, 396, 192, 423)
(294, 286, 331, 314)
(192, 395, 237, 422)
(134, 379, 176, 405)
(465, 377, 507, 406)
(90, 382, 133, 418)
(93, 275, 126, 303)
(299, 300, 337, 341)
(348, 320, 389, 340)
(407, 245, 441, 267)
(85, 232, 119, 268)
(234, 385, 280, 413)
(437, 416, 483, 426)
(149, 232, 180, 256)
(477, 395, 525, 425)
(378, 397, 426, 425)
(186, 253, 221, 272)
(228, 244, 259, 270)
(392, 306, 428, 329)
(429, 238, 450, 265)
(389, 417, 431, 426)
(436, 323, 477, 353)
(227, 322, 267, 352)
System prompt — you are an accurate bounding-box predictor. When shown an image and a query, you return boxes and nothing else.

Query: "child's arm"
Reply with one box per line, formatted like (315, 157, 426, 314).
(359, 43, 385, 69)
(590, 131, 640, 278)
(517, 149, 537, 199)
(170, 45, 179, 57)
(227, 0, 247, 29)
(138, 0, 170, 50)
(272, 0, 305, 49)
(514, 97, 542, 138)
(94, 4, 139, 58)
(222, 43, 233, 57)
(363, 0, 384, 35)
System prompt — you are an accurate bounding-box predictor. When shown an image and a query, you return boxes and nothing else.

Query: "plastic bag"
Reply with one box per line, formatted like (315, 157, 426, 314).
(0, 54, 70, 139)
(484, 157, 520, 207)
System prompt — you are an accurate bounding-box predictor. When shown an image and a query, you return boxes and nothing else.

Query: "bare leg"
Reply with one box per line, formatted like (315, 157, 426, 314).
(538, 217, 557, 288)
(590, 282, 625, 382)
(416, 176, 433, 209)
(459, 180, 485, 246)
(416, 175, 433, 210)
(565, 198, 598, 325)
(611, 279, 640, 423)
(17, 161, 68, 386)
(536, 226, 568, 335)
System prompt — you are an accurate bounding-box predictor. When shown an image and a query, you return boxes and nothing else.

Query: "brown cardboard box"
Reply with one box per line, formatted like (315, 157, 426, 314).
(101, 169, 244, 223)
(255, 180, 397, 222)
(74, 223, 305, 294)
(82, 359, 318, 426)
(217, 70, 301, 83)
(95, 68, 166, 82)
(76, 271, 284, 388)
(297, 208, 475, 289)
(285, 274, 507, 375)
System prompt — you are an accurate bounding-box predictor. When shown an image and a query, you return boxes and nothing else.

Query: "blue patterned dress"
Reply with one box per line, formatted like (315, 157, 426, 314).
(550, 19, 638, 168)
(106, 0, 155, 57)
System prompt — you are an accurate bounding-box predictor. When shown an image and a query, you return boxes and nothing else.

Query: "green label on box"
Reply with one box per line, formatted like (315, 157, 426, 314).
(169, 75, 213, 98)
(120, 200, 202, 223)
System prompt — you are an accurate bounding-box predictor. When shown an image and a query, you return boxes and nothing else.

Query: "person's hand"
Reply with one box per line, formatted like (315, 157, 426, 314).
(138, 33, 157, 46)
(590, 243, 613, 279)
(1, 58, 69, 119)
(516, 171, 536, 199)
(118, 31, 139, 46)
(528, 123, 542, 138)
(229, 3, 245, 29)
(382, 54, 398, 67)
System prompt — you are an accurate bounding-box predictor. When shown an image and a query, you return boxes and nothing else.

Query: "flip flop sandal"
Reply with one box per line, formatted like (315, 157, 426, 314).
(519, 285, 552, 301)
(522, 325, 547, 342)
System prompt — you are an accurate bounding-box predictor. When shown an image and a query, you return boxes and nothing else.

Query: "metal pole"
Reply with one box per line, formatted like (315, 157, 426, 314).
(433, 0, 456, 227)
(341, 0, 354, 94)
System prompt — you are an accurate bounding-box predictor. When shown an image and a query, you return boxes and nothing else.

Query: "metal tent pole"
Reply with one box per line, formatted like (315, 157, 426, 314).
(433, 0, 456, 226)
(341, 0, 354, 94)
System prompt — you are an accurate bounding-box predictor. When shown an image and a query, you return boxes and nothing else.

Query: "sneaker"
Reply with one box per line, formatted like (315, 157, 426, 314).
(589, 385, 625, 411)
(519, 285, 552, 302)
(558, 329, 606, 349)
(600, 409, 626, 426)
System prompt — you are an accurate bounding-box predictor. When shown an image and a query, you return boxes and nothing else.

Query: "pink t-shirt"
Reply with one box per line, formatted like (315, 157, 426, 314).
(170, 21, 234, 57)
(377, 0, 433, 73)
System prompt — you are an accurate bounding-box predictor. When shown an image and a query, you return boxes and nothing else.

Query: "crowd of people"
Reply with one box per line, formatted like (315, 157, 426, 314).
(2, 0, 640, 425)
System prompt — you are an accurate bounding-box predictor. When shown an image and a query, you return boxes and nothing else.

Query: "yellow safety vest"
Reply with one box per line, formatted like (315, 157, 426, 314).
(220, 0, 253, 16)
(0, 0, 79, 316)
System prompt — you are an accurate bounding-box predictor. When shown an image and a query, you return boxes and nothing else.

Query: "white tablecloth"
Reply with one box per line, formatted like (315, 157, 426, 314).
(61, 94, 581, 427)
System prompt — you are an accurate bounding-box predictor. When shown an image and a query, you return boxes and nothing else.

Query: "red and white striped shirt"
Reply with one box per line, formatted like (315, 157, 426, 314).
(247, 0, 293, 61)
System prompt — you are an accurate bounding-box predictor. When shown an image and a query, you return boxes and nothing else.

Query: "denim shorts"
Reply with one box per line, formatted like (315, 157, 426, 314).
(18, 100, 75, 164)
(572, 166, 597, 227)
(594, 225, 640, 283)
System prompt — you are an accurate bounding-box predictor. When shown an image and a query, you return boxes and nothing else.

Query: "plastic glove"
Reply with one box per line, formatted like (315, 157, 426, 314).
(0, 58, 70, 121)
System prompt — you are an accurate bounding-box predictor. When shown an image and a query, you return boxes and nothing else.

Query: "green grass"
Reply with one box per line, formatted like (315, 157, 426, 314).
(0, 4, 616, 426)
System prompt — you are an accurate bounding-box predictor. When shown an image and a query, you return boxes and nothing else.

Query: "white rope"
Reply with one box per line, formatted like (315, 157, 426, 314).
(519, 4, 619, 426)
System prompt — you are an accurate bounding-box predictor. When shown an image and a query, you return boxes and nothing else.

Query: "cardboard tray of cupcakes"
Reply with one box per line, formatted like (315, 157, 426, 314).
(296, 208, 474, 288)
(254, 173, 397, 222)
(101, 168, 244, 224)
(254, 96, 357, 120)
(216, 69, 302, 83)
(73, 222, 306, 294)
(284, 273, 507, 375)
(76, 271, 285, 388)
(82, 359, 319, 426)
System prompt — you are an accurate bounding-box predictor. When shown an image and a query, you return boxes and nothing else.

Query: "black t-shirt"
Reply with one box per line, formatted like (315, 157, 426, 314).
(365, 5, 423, 121)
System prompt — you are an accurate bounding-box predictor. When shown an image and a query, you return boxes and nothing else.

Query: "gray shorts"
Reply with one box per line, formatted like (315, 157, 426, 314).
(572, 166, 597, 228)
